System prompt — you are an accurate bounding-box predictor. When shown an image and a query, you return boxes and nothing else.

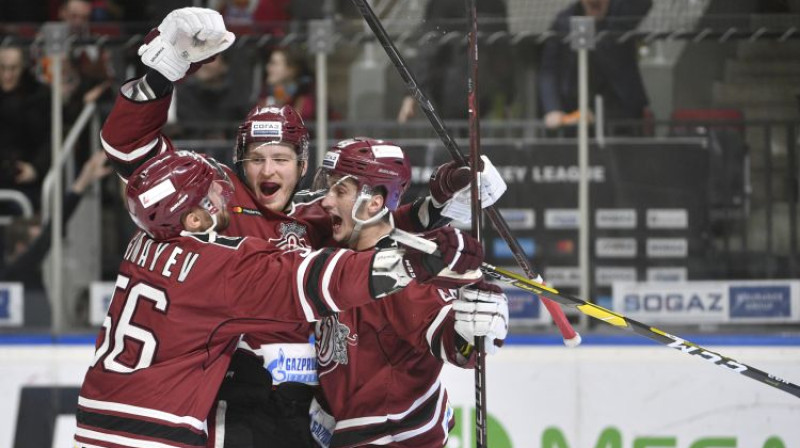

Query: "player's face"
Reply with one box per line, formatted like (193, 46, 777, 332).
(320, 176, 367, 245)
(241, 142, 304, 212)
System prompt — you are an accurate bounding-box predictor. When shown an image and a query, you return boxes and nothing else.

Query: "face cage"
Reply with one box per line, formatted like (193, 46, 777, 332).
(192, 177, 234, 234)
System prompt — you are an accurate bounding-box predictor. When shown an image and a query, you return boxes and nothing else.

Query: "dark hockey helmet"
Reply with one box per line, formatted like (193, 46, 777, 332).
(234, 104, 310, 164)
(125, 151, 234, 240)
(313, 137, 411, 210)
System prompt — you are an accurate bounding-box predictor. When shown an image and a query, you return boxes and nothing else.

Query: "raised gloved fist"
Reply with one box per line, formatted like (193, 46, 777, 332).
(401, 227, 483, 289)
(429, 156, 508, 223)
(429, 157, 484, 205)
(454, 280, 508, 354)
(138, 7, 235, 82)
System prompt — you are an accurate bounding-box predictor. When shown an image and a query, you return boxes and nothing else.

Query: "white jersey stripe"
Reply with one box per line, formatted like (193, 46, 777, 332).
(101, 134, 160, 163)
(447, 229, 464, 271)
(425, 305, 452, 357)
(296, 249, 323, 321)
(75, 427, 181, 448)
(78, 396, 205, 431)
(335, 378, 441, 430)
(321, 249, 347, 313)
(338, 385, 447, 446)
(392, 385, 445, 442)
(73, 441, 111, 448)
(212, 400, 227, 448)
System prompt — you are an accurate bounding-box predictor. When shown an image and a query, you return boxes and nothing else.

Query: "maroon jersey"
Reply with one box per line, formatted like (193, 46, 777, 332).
(75, 231, 382, 448)
(313, 263, 472, 448)
(101, 82, 441, 386)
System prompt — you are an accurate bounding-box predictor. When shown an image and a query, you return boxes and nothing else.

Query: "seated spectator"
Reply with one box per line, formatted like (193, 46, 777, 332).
(0, 44, 51, 212)
(258, 46, 316, 120)
(175, 52, 251, 138)
(0, 151, 110, 326)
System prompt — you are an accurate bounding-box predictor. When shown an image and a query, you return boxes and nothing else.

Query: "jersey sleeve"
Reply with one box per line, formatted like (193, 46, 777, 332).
(223, 241, 382, 322)
(100, 79, 175, 181)
(384, 285, 474, 367)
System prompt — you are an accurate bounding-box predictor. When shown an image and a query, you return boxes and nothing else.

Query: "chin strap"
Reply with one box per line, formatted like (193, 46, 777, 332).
(347, 185, 390, 246)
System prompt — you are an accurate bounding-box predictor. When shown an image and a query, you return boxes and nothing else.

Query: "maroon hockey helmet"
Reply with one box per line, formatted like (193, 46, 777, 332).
(125, 151, 234, 240)
(313, 137, 411, 210)
(234, 105, 310, 164)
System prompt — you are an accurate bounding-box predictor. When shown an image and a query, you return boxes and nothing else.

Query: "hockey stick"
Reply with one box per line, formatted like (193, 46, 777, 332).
(391, 228, 800, 400)
(465, 1, 487, 445)
(348, 0, 580, 347)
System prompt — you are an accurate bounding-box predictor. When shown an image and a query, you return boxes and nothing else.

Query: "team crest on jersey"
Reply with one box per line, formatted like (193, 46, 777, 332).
(315, 315, 357, 369)
(269, 221, 310, 253)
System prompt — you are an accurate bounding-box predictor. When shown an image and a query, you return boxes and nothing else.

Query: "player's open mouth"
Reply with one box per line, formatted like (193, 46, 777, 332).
(331, 214, 343, 230)
(259, 182, 280, 197)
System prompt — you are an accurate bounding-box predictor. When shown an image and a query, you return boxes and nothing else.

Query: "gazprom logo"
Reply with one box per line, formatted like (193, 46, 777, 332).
(266, 348, 319, 384)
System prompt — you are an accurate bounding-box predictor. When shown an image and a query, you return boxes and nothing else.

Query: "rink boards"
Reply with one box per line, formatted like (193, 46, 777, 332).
(1, 335, 798, 448)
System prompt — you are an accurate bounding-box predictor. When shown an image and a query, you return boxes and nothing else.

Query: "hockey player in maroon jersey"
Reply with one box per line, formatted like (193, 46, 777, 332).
(99, 7, 507, 447)
(309, 138, 509, 448)
(74, 150, 486, 448)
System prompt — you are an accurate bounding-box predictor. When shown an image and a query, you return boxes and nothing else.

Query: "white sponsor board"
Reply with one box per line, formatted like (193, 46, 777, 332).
(498, 208, 535, 230)
(0, 283, 24, 327)
(613, 280, 800, 324)
(595, 267, 638, 287)
(646, 238, 688, 258)
(595, 208, 637, 229)
(544, 266, 581, 288)
(2, 343, 797, 448)
(89, 281, 116, 326)
(647, 208, 689, 229)
(647, 267, 688, 282)
(596, 237, 637, 258)
(544, 209, 579, 229)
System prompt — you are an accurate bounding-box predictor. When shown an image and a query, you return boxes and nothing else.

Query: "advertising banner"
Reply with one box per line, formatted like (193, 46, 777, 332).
(612, 280, 800, 323)
(1, 343, 798, 448)
(0, 283, 24, 327)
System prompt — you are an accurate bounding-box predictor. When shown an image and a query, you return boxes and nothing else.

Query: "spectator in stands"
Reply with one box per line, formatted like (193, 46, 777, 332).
(175, 52, 251, 138)
(396, 0, 512, 123)
(0, 44, 51, 211)
(0, 151, 110, 326)
(59, 0, 93, 36)
(538, 0, 652, 131)
(258, 46, 316, 120)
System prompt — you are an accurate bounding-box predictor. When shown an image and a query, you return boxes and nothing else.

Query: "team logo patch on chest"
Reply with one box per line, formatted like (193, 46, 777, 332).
(315, 315, 357, 368)
(268, 221, 310, 252)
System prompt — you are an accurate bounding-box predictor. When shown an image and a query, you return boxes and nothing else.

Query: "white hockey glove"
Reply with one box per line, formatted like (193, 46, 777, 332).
(454, 280, 509, 355)
(138, 7, 235, 82)
(429, 156, 507, 223)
